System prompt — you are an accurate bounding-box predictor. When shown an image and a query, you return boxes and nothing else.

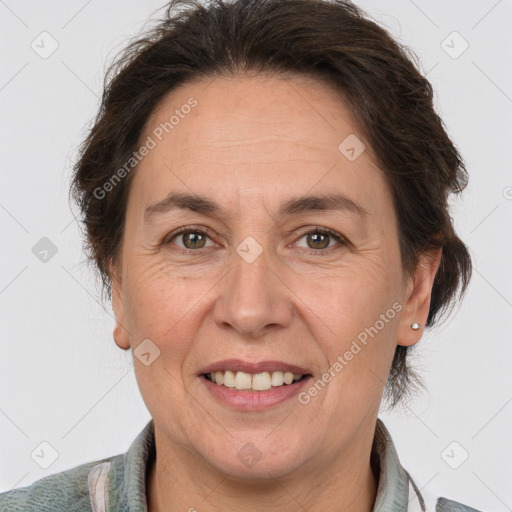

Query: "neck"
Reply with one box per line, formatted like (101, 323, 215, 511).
(147, 425, 379, 512)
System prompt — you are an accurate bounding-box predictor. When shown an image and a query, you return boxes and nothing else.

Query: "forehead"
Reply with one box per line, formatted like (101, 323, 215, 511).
(130, 73, 389, 216)
(144, 72, 357, 156)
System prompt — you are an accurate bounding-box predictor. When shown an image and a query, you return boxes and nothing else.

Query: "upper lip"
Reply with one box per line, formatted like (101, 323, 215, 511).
(199, 359, 311, 375)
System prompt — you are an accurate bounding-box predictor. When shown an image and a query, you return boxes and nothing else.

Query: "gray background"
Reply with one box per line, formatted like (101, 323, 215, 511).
(0, 0, 511, 510)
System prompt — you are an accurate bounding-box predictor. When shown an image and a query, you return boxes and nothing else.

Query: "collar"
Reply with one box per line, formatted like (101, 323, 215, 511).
(371, 418, 424, 511)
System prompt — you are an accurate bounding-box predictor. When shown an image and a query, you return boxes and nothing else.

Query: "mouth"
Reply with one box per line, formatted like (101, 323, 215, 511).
(198, 359, 313, 410)
(202, 370, 308, 391)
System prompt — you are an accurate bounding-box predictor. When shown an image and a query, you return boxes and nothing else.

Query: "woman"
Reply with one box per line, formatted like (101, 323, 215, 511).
(0, 0, 479, 510)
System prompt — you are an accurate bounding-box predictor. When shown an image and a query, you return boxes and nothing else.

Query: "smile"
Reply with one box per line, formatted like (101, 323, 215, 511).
(203, 370, 306, 391)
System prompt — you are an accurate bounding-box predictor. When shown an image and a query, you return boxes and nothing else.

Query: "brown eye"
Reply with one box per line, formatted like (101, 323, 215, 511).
(180, 231, 207, 249)
(164, 228, 214, 251)
(305, 231, 331, 250)
(294, 228, 346, 255)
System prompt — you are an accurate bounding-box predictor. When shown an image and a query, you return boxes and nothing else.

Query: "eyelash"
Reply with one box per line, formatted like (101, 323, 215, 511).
(162, 225, 347, 256)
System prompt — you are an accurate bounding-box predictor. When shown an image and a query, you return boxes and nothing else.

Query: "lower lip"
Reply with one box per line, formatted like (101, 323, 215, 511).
(201, 375, 312, 411)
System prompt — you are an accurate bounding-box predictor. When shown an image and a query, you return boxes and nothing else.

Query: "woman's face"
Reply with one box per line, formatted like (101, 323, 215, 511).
(112, 73, 438, 480)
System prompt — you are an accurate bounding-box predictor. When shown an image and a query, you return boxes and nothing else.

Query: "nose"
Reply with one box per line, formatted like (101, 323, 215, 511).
(213, 243, 294, 338)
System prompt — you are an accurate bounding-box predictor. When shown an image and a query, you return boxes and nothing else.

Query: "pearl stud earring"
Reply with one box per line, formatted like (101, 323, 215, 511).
(411, 322, 421, 330)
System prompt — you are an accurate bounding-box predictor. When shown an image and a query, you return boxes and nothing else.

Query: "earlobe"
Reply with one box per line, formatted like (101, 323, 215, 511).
(397, 248, 442, 347)
(109, 260, 131, 351)
(112, 325, 130, 350)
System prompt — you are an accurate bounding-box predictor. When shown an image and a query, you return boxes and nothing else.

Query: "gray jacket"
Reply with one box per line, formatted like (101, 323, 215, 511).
(0, 419, 482, 511)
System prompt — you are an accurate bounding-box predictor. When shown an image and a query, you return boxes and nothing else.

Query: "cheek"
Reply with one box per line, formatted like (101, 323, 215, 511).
(307, 254, 401, 328)
(307, 256, 402, 389)
(123, 259, 208, 350)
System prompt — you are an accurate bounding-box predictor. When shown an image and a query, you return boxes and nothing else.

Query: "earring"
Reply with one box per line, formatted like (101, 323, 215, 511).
(411, 322, 421, 330)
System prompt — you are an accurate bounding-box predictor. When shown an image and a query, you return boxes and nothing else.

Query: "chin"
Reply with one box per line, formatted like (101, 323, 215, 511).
(195, 431, 312, 481)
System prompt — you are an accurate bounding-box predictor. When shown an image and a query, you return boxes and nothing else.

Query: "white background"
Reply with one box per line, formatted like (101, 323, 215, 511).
(0, 1, 511, 510)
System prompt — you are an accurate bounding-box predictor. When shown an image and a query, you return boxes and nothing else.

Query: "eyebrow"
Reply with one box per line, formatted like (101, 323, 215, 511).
(144, 192, 368, 221)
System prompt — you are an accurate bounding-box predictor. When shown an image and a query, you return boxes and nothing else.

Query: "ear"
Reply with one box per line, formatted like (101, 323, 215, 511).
(397, 248, 442, 347)
(109, 259, 131, 350)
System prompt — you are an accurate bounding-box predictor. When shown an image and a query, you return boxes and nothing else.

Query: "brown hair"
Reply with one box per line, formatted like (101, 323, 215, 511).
(70, 0, 472, 407)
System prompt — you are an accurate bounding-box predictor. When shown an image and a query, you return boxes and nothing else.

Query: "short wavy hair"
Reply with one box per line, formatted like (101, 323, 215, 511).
(70, 0, 472, 407)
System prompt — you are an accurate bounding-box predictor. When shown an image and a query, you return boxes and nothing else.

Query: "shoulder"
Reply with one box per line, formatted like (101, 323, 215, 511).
(409, 474, 482, 512)
(435, 497, 483, 512)
(0, 454, 123, 512)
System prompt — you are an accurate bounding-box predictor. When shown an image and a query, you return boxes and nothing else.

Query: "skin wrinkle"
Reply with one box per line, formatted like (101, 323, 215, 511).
(110, 74, 441, 512)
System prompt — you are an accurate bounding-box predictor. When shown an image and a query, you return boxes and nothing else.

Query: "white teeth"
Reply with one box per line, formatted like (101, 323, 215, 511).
(206, 370, 306, 391)
(223, 370, 236, 388)
(252, 372, 272, 391)
(271, 371, 284, 386)
(234, 371, 252, 390)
